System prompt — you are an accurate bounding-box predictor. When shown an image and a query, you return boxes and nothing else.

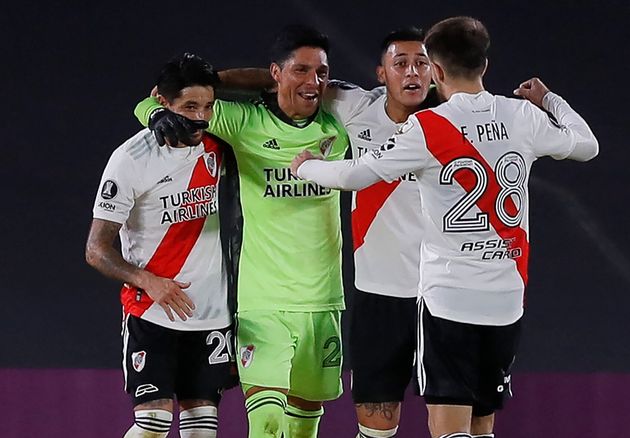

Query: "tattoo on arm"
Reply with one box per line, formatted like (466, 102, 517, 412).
(85, 219, 145, 286)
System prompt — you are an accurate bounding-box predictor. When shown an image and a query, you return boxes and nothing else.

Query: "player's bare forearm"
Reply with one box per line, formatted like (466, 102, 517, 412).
(218, 68, 275, 91)
(85, 218, 194, 321)
(85, 218, 149, 287)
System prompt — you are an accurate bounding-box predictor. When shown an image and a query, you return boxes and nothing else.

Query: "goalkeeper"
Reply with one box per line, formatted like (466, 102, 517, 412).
(135, 25, 348, 438)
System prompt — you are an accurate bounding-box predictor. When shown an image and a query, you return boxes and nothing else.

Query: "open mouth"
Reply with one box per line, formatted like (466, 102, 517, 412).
(298, 91, 319, 101)
(403, 83, 422, 92)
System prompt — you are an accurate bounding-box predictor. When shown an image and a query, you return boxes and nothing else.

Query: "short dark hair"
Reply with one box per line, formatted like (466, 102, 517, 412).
(425, 16, 490, 79)
(269, 24, 330, 66)
(156, 53, 219, 102)
(379, 26, 425, 61)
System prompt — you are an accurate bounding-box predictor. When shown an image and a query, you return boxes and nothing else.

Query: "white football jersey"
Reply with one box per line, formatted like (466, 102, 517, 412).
(325, 81, 423, 298)
(362, 91, 597, 325)
(93, 129, 230, 331)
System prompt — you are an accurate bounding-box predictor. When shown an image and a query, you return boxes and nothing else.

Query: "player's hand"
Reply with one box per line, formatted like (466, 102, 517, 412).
(138, 273, 195, 322)
(148, 108, 209, 147)
(513, 77, 550, 108)
(290, 150, 322, 177)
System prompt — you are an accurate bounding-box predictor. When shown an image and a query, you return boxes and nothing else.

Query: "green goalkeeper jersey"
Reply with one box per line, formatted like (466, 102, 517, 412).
(135, 96, 348, 312)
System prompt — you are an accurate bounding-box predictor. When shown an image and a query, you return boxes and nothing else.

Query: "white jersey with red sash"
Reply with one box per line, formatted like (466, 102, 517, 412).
(93, 129, 229, 330)
(363, 91, 589, 325)
(324, 81, 422, 298)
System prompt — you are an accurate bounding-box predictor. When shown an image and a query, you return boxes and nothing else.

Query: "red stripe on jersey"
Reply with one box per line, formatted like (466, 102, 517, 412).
(122, 135, 223, 317)
(416, 110, 529, 286)
(352, 180, 401, 251)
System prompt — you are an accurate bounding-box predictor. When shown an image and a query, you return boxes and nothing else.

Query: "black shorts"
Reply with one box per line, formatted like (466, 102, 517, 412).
(122, 315, 236, 406)
(418, 300, 521, 416)
(350, 289, 417, 403)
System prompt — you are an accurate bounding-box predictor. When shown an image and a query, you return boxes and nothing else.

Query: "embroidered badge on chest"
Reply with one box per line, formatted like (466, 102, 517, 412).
(318, 136, 336, 158)
(206, 151, 217, 177)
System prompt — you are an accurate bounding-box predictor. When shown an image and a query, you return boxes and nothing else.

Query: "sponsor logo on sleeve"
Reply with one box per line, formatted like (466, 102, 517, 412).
(100, 180, 118, 200)
(239, 344, 255, 368)
(97, 201, 116, 212)
(131, 350, 147, 372)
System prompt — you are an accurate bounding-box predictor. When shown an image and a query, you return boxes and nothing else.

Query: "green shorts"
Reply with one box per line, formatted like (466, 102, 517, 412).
(236, 310, 343, 401)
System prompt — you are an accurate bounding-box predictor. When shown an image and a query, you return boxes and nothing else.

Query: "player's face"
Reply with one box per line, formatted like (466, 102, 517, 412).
(165, 85, 214, 145)
(271, 46, 329, 119)
(378, 41, 431, 109)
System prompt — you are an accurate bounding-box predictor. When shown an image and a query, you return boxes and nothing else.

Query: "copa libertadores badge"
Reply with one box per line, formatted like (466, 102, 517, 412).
(100, 180, 118, 200)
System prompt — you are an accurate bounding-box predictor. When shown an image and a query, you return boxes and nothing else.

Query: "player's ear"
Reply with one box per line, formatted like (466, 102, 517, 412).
(157, 94, 169, 108)
(270, 63, 282, 83)
(481, 58, 489, 77)
(430, 61, 445, 84)
(376, 65, 385, 84)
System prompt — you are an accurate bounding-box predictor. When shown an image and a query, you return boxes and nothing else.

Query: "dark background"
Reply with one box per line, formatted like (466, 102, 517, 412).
(2, 0, 628, 372)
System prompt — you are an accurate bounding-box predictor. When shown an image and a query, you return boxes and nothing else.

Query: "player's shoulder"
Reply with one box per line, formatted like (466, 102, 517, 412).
(327, 80, 385, 102)
(327, 79, 363, 92)
(317, 108, 348, 133)
(494, 94, 547, 124)
(214, 98, 255, 116)
(115, 128, 156, 163)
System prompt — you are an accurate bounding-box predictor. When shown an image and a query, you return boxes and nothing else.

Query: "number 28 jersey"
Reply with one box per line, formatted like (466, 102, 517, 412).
(363, 91, 597, 325)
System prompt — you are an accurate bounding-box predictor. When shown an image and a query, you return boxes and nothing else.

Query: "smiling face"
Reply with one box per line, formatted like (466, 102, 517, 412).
(377, 40, 432, 111)
(271, 46, 329, 120)
(161, 85, 214, 146)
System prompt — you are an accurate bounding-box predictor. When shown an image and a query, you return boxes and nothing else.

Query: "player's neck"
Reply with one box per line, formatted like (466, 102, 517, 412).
(442, 77, 485, 100)
(384, 98, 419, 123)
(276, 94, 317, 121)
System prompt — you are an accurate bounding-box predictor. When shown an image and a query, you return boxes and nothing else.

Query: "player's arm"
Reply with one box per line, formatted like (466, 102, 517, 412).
(292, 116, 429, 190)
(514, 77, 599, 161)
(133, 97, 208, 146)
(217, 68, 275, 90)
(135, 96, 247, 148)
(322, 80, 381, 125)
(291, 150, 381, 190)
(85, 219, 195, 322)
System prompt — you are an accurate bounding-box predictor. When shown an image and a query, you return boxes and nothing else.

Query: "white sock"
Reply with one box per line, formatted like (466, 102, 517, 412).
(357, 424, 398, 437)
(179, 405, 218, 437)
(123, 409, 172, 437)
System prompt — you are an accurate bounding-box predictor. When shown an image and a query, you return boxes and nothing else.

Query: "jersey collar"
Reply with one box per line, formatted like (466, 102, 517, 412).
(260, 92, 319, 128)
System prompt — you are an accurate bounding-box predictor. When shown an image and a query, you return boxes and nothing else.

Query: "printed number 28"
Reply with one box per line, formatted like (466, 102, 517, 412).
(440, 152, 526, 232)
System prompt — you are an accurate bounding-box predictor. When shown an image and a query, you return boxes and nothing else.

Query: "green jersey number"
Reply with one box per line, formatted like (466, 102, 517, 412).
(322, 336, 342, 368)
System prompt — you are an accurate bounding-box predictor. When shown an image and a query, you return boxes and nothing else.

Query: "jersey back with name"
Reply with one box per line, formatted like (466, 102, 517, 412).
(93, 129, 230, 331)
(365, 91, 579, 325)
(325, 81, 423, 298)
